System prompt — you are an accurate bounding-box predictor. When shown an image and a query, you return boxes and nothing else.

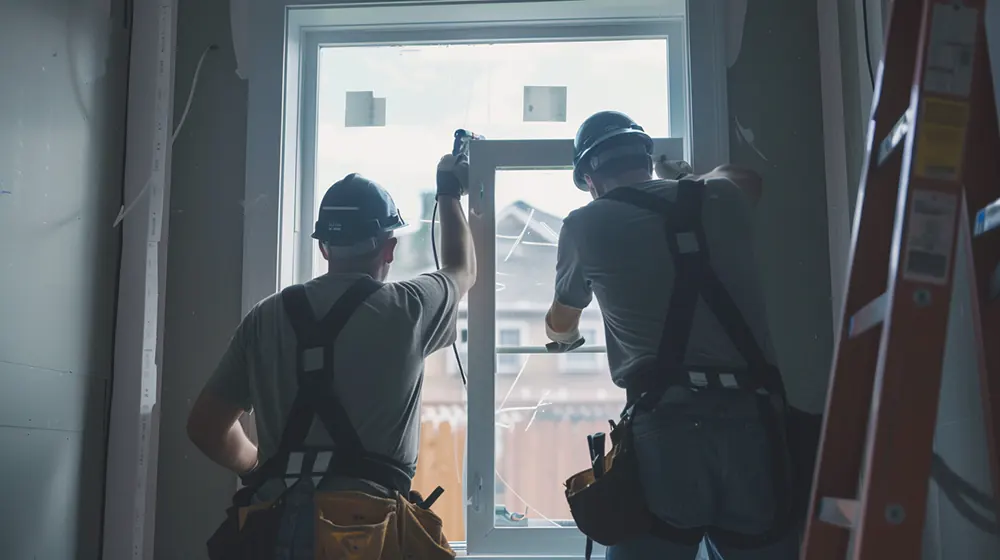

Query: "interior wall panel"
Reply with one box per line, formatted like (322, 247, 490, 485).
(0, 0, 130, 558)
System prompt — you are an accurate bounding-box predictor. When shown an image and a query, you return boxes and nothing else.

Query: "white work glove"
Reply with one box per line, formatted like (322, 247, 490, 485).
(654, 155, 694, 180)
(544, 319, 586, 353)
(436, 154, 470, 199)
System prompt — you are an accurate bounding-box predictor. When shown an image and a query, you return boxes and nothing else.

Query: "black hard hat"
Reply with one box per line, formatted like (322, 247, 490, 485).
(312, 173, 406, 256)
(572, 111, 653, 190)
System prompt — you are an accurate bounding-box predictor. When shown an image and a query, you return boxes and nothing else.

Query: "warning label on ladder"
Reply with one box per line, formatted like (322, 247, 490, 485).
(914, 97, 969, 181)
(923, 4, 977, 98)
(902, 189, 958, 286)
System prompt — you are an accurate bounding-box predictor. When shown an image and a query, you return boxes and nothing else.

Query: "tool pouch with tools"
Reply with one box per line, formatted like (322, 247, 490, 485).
(208, 485, 455, 560)
(564, 417, 653, 546)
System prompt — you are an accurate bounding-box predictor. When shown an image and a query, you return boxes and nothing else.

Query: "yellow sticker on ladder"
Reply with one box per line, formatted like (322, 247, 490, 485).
(913, 97, 970, 181)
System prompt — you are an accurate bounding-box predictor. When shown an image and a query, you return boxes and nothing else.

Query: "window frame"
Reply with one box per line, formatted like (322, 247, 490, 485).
(465, 137, 683, 555)
(240, 1, 731, 557)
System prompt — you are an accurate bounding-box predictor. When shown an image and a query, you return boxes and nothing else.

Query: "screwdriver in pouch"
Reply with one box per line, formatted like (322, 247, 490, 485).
(591, 432, 606, 478)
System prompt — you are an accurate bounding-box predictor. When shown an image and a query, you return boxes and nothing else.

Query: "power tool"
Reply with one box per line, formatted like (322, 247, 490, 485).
(433, 129, 485, 388)
(452, 128, 486, 158)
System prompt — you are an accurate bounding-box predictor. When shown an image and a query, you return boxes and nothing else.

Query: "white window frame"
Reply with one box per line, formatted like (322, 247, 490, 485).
(240, 1, 730, 556)
(465, 137, 683, 556)
(558, 322, 606, 373)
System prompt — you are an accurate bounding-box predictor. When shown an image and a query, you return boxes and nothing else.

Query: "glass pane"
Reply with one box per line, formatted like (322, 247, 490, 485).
(314, 38, 670, 283)
(494, 352, 623, 528)
(494, 169, 601, 330)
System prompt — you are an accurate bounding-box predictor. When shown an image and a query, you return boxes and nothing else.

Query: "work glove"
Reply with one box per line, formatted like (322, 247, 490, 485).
(545, 338, 586, 353)
(436, 153, 470, 199)
(654, 155, 694, 180)
(544, 318, 586, 353)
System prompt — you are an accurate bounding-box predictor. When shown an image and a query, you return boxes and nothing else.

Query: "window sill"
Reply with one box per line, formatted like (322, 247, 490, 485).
(455, 550, 602, 560)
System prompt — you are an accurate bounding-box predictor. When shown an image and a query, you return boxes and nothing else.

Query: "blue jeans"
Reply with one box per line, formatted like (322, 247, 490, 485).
(606, 387, 799, 560)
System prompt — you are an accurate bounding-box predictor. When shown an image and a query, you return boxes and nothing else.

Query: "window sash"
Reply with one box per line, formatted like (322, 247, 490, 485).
(466, 136, 683, 556)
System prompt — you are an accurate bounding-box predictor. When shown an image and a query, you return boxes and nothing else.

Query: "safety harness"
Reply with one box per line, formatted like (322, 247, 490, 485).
(602, 180, 794, 549)
(208, 277, 449, 560)
(240, 277, 414, 499)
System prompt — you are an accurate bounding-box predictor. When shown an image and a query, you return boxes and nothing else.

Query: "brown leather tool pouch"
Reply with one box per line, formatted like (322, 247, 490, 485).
(564, 420, 653, 546)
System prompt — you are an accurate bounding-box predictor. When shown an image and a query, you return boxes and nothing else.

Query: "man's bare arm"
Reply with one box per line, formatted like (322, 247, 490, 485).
(436, 154, 477, 296)
(654, 157, 762, 205)
(701, 164, 763, 205)
(437, 195, 477, 296)
(187, 389, 258, 474)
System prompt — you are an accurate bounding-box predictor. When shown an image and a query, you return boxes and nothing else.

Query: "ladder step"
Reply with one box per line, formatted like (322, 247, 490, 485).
(848, 292, 887, 338)
(877, 112, 909, 166)
(817, 497, 859, 529)
(974, 197, 1000, 237)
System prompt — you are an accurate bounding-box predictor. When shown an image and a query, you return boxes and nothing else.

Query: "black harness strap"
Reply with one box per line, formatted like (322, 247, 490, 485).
(242, 277, 413, 498)
(601, 181, 792, 549)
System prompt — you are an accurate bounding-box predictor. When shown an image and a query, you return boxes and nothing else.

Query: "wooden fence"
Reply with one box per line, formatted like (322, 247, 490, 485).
(410, 415, 613, 540)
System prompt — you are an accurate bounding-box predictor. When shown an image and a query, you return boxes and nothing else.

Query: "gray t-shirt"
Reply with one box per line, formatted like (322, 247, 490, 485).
(206, 270, 459, 495)
(555, 178, 780, 389)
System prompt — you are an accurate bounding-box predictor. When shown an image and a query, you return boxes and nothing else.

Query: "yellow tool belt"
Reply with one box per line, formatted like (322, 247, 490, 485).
(227, 490, 455, 560)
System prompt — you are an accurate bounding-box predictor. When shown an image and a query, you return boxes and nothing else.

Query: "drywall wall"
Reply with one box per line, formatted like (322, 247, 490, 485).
(153, 0, 249, 557)
(0, 1, 129, 558)
(725, 0, 833, 414)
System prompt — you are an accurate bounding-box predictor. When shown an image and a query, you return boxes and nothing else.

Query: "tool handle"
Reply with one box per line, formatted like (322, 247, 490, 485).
(591, 432, 606, 478)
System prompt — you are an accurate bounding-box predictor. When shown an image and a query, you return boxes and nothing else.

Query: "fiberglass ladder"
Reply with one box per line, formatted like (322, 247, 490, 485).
(800, 0, 1000, 559)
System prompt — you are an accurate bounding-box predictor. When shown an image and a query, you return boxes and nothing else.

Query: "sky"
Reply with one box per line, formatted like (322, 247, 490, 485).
(314, 39, 672, 233)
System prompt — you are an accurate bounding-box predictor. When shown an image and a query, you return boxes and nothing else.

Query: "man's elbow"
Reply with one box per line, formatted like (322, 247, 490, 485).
(443, 265, 477, 297)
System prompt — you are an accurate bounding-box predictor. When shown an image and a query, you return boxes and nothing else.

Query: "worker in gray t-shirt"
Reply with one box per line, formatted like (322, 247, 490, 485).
(186, 155, 476, 510)
(546, 111, 798, 560)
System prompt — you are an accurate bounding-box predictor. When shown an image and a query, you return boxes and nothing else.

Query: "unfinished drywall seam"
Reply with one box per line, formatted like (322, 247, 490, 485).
(817, 0, 853, 334)
(102, 1, 177, 558)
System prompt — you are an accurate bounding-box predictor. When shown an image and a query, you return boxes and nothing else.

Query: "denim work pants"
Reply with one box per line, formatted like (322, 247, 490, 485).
(606, 387, 799, 560)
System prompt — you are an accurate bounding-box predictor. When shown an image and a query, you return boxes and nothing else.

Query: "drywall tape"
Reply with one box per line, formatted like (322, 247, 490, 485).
(132, 2, 173, 557)
(142, 245, 159, 352)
